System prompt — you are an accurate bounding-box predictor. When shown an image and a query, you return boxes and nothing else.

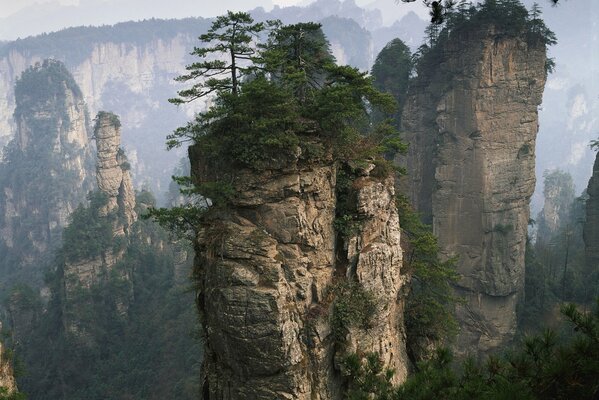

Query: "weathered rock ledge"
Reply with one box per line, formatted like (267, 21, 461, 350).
(191, 144, 408, 399)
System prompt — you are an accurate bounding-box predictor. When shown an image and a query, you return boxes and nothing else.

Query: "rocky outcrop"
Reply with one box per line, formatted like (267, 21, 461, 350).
(0, 338, 17, 395)
(94, 112, 136, 236)
(584, 153, 599, 279)
(64, 112, 136, 296)
(341, 170, 408, 382)
(0, 59, 93, 272)
(191, 145, 407, 399)
(401, 25, 547, 356)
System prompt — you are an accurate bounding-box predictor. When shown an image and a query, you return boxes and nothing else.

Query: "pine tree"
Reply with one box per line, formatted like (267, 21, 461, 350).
(261, 22, 334, 103)
(169, 11, 264, 104)
(371, 38, 411, 127)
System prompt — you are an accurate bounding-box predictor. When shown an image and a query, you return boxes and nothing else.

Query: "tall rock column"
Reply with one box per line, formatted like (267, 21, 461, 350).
(63, 112, 136, 293)
(583, 153, 599, 290)
(0, 59, 93, 273)
(94, 111, 137, 236)
(191, 144, 407, 399)
(402, 25, 547, 355)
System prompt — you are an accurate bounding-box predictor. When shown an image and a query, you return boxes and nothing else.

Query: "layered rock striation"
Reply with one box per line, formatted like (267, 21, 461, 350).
(94, 112, 137, 236)
(401, 24, 547, 355)
(64, 112, 136, 294)
(191, 145, 407, 399)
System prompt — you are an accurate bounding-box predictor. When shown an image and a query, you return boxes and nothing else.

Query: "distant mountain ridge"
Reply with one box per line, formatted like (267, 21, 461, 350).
(0, 1, 427, 200)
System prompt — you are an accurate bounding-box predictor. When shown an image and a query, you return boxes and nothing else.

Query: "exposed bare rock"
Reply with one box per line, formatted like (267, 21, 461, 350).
(62, 112, 136, 333)
(0, 59, 93, 272)
(191, 145, 407, 399)
(0, 338, 17, 394)
(93, 111, 137, 236)
(342, 174, 408, 382)
(401, 25, 547, 356)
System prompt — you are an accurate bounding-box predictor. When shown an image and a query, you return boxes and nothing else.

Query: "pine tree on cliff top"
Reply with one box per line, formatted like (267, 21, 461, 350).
(168, 10, 263, 105)
(153, 14, 402, 235)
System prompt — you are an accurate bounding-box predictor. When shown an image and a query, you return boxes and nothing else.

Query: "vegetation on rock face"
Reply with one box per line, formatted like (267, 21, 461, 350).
(10, 191, 200, 400)
(61, 192, 116, 262)
(399, 0, 565, 26)
(331, 280, 378, 342)
(0, 59, 92, 285)
(155, 11, 402, 239)
(396, 195, 458, 363)
(93, 111, 121, 131)
(371, 38, 412, 128)
(414, 0, 556, 76)
(0, 388, 25, 400)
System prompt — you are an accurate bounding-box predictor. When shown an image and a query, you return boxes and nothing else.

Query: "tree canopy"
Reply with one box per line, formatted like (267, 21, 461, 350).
(400, 0, 565, 24)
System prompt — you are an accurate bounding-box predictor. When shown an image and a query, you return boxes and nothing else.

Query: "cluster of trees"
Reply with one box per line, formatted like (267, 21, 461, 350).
(151, 11, 404, 238)
(411, 0, 556, 74)
(400, 0, 564, 25)
(8, 190, 200, 400)
(344, 300, 599, 399)
(521, 170, 596, 334)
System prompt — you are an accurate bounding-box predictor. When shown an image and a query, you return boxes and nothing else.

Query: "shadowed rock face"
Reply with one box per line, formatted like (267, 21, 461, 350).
(584, 154, 599, 283)
(0, 59, 93, 271)
(401, 25, 547, 356)
(190, 144, 407, 399)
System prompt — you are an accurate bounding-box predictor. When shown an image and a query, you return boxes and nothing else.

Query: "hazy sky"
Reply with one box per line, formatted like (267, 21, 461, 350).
(0, 0, 316, 19)
(0, 0, 429, 40)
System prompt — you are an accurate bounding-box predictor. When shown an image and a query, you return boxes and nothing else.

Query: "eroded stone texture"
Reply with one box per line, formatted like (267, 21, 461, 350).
(0, 337, 17, 394)
(94, 112, 137, 236)
(0, 59, 93, 272)
(191, 145, 407, 399)
(401, 25, 547, 356)
(343, 174, 408, 383)
(63, 112, 136, 328)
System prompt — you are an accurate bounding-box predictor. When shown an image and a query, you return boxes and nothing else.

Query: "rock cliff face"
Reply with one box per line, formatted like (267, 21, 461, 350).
(0, 339, 17, 394)
(402, 25, 547, 355)
(0, 59, 93, 272)
(94, 112, 137, 236)
(191, 146, 407, 399)
(584, 153, 599, 278)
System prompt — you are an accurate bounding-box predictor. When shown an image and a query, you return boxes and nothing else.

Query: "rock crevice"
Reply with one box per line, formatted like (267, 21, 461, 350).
(191, 145, 408, 399)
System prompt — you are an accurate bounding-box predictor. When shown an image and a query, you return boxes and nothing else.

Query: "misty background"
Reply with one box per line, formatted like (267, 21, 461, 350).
(0, 0, 597, 213)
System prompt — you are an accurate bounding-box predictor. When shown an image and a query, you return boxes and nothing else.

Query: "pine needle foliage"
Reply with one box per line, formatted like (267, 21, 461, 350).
(344, 301, 599, 399)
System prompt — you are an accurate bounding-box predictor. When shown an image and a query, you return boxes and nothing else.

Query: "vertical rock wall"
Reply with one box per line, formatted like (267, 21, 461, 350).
(64, 112, 136, 292)
(0, 59, 93, 271)
(94, 112, 137, 236)
(583, 153, 599, 283)
(402, 25, 547, 356)
(191, 145, 407, 399)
